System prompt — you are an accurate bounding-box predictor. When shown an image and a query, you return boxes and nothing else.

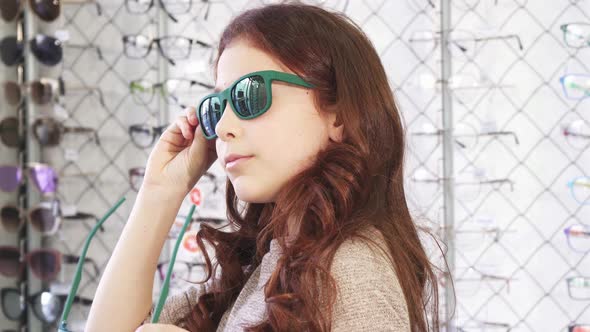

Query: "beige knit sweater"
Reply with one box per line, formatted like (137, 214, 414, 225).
(143, 226, 410, 331)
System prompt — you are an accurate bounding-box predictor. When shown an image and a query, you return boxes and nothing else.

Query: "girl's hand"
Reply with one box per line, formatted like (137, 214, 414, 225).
(142, 107, 218, 197)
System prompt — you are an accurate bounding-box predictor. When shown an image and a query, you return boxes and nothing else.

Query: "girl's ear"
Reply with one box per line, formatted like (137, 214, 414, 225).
(327, 112, 344, 143)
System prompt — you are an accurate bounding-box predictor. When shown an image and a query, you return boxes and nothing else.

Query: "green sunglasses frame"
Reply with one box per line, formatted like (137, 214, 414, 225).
(196, 70, 315, 140)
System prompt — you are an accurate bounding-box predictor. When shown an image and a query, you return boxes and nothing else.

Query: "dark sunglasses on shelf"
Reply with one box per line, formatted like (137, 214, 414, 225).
(0, 0, 102, 22)
(0, 116, 19, 148)
(32, 117, 100, 147)
(0, 246, 100, 282)
(1, 200, 100, 235)
(128, 124, 168, 149)
(122, 34, 212, 66)
(1, 287, 92, 324)
(0, 162, 58, 194)
(129, 167, 145, 192)
(3, 77, 105, 107)
(197, 70, 315, 139)
(0, 34, 103, 67)
(129, 78, 214, 107)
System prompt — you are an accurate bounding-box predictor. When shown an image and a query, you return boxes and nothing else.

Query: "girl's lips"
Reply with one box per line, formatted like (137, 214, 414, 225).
(226, 156, 253, 170)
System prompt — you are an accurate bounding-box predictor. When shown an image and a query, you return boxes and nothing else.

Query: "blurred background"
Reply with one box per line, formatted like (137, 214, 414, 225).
(0, 0, 588, 331)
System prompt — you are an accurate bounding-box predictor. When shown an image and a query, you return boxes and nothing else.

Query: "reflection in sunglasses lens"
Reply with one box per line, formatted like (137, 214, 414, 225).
(30, 35, 63, 66)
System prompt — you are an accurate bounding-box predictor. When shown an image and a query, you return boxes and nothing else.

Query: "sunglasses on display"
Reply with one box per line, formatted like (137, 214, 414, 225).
(197, 70, 315, 140)
(128, 124, 168, 149)
(0, 117, 100, 148)
(562, 120, 590, 150)
(1, 288, 92, 324)
(0, 34, 103, 67)
(0, 0, 102, 22)
(1, 200, 100, 236)
(570, 324, 590, 332)
(0, 163, 58, 194)
(3, 77, 106, 107)
(0, 246, 100, 282)
(122, 34, 212, 66)
(32, 117, 100, 147)
(130, 78, 214, 108)
(560, 74, 590, 100)
(0, 117, 19, 148)
(58, 198, 125, 331)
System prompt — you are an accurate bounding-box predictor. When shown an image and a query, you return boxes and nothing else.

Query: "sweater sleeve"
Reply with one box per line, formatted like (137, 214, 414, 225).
(142, 281, 209, 328)
(329, 233, 411, 332)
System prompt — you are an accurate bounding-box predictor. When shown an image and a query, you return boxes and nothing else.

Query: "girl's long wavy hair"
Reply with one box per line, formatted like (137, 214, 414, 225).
(184, 2, 440, 331)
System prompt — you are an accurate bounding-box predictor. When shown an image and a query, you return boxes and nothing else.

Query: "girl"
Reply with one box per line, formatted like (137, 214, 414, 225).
(87, 2, 440, 331)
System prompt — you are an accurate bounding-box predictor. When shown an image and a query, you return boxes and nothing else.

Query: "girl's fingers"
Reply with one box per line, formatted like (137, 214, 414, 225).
(186, 107, 199, 126)
(176, 115, 194, 140)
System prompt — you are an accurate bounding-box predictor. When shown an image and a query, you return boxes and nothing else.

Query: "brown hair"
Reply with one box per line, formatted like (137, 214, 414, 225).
(185, 2, 441, 331)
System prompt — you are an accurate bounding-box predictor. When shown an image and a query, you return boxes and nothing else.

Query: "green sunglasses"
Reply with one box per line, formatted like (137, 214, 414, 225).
(196, 70, 315, 140)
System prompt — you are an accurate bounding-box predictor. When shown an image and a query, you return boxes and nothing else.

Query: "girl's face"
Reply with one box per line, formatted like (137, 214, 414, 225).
(214, 39, 342, 203)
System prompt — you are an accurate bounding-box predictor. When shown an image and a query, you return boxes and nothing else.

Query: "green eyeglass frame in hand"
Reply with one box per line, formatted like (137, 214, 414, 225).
(196, 70, 315, 140)
(58, 198, 196, 331)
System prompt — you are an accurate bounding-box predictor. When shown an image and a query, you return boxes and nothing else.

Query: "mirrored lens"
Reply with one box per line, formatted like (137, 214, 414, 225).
(0, 117, 19, 148)
(1, 288, 21, 320)
(0, 0, 20, 22)
(231, 75, 267, 117)
(33, 292, 62, 323)
(3, 81, 21, 105)
(0, 206, 21, 233)
(0, 37, 24, 66)
(29, 0, 60, 22)
(200, 96, 223, 137)
(30, 35, 63, 66)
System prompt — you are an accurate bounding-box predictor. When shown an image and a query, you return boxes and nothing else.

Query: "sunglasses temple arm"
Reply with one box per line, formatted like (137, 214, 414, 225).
(58, 197, 126, 332)
(152, 204, 196, 323)
(64, 126, 101, 145)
